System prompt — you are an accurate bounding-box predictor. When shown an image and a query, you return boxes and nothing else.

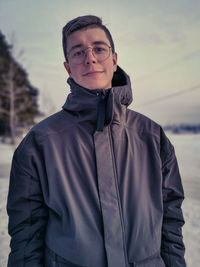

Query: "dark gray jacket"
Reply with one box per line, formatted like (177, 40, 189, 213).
(7, 66, 186, 267)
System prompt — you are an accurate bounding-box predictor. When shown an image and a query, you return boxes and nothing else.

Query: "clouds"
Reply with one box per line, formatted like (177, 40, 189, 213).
(0, 0, 199, 124)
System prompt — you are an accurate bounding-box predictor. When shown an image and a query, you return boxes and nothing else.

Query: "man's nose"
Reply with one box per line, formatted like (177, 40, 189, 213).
(84, 48, 97, 64)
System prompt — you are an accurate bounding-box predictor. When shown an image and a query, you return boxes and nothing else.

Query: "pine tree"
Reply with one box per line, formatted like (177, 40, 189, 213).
(0, 31, 39, 144)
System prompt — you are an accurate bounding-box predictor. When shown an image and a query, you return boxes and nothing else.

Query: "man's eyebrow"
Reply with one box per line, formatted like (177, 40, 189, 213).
(68, 44, 83, 53)
(92, 41, 110, 46)
(68, 41, 110, 53)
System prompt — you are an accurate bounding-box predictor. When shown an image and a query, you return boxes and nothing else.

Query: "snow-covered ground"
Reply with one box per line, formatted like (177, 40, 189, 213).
(0, 133, 200, 267)
(166, 133, 200, 266)
(0, 143, 13, 267)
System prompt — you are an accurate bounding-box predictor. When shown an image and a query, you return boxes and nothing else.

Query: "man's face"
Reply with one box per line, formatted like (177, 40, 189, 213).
(64, 27, 117, 90)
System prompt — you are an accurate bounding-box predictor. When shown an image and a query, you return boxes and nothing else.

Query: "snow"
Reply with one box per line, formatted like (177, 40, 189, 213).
(163, 133, 200, 266)
(0, 134, 200, 267)
(0, 179, 9, 267)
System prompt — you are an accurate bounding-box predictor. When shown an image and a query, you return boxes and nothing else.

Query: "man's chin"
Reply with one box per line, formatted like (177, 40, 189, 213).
(80, 81, 111, 90)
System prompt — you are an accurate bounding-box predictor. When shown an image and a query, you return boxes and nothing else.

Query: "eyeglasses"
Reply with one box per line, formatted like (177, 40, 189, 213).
(67, 44, 112, 65)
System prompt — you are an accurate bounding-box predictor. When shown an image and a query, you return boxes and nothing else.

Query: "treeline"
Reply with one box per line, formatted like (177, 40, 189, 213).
(0, 31, 40, 144)
(164, 124, 200, 134)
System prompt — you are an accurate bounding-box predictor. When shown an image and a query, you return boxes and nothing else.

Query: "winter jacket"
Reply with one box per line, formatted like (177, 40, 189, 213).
(7, 66, 186, 267)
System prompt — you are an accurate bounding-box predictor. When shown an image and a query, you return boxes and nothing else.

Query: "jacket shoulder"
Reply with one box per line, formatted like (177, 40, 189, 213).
(31, 110, 74, 136)
(126, 109, 174, 154)
(13, 110, 74, 167)
(126, 109, 161, 136)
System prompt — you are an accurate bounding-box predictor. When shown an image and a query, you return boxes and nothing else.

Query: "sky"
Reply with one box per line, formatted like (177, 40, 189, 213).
(0, 0, 200, 125)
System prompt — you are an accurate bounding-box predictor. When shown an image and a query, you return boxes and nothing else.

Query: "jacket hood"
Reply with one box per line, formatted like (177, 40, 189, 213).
(62, 65, 133, 131)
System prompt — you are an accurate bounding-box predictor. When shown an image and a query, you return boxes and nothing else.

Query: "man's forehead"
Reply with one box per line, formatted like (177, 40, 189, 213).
(67, 27, 110, 50)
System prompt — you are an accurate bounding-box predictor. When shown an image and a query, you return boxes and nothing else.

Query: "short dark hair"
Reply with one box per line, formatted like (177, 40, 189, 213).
(62, 15, 115, 61)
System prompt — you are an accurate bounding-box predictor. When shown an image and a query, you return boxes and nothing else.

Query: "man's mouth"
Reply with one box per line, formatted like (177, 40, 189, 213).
(83, 71, 104, 76)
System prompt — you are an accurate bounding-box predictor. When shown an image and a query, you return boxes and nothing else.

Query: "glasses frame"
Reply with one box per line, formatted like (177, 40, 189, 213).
(67, 44, 112, 65)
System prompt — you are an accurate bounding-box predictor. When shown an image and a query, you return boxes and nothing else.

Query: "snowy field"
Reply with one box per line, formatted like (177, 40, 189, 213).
(0, 133, 200, 267)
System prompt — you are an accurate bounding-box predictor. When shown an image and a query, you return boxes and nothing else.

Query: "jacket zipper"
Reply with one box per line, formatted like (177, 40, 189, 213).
(96, 89, 129, 266)
(108, 124, 129, 267)
(96, 91, 106, 132)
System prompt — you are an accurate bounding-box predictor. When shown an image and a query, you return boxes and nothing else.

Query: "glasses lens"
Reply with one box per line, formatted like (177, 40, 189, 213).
(69, 49, 85, 64)
(93, 45, 110, 61)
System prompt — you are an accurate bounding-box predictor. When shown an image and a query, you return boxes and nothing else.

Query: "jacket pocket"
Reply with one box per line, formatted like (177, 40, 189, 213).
(44, 246, 86, 267)
(130, 252, 166, 267)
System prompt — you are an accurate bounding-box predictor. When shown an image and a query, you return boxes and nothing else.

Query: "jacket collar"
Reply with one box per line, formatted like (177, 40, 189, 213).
(62, 65, 133, 131)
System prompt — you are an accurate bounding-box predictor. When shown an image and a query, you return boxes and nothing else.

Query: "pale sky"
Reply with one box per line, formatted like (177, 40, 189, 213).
(0, 0, 200, 125)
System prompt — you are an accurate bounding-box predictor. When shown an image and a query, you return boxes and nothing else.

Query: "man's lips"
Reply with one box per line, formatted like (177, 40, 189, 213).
(83, 71, 104, 76)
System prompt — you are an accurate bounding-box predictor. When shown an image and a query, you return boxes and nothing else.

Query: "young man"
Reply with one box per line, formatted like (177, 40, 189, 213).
(7, 15, 186, 267)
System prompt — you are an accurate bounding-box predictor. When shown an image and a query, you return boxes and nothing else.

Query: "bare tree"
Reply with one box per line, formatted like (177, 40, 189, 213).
(0, 31, 39, 144)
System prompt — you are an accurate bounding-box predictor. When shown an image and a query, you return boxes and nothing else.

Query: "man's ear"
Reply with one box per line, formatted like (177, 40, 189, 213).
(64, 61, 71, 76)
(112, 52, 118, 72)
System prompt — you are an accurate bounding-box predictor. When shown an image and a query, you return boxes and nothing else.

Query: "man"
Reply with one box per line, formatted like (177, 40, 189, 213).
(7, 15, 186, 267)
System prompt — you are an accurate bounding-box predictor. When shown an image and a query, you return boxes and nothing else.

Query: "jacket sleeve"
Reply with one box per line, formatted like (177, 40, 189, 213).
(7, 150, 48, 267)
(160, 129, 186, 267)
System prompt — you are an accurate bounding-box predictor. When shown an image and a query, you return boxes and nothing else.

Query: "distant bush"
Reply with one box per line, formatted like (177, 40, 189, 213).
(164, 124, 200, 134)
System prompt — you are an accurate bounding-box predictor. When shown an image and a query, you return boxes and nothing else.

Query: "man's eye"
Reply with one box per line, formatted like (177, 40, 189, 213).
(73, 50, 84, 57)
(94, 47, 106, 53)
